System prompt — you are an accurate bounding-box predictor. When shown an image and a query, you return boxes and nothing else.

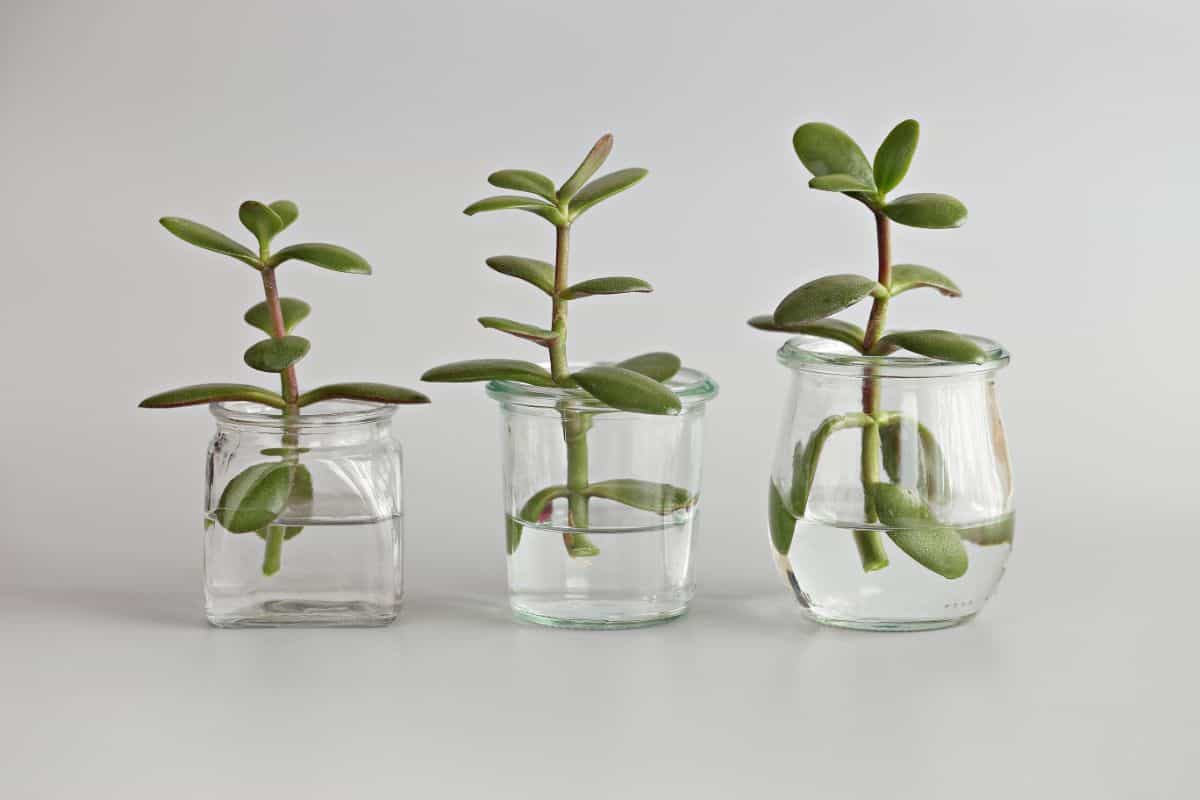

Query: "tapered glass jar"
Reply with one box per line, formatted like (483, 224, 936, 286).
(487, 366, 718, 629)
(768, 336, 1013, 631)
(204, 400, 403, 627)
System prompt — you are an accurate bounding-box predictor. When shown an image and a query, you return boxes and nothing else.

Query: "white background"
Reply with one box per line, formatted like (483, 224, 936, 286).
(2, 1, 1195, 796)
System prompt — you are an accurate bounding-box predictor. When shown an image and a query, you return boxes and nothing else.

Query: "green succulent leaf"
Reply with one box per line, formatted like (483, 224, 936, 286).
(773, 274, 883, 325)
(238, 201, 284, 250)
(463, 195, 567, 226)
(478, 316, 560, 346)
(873, 119, 920, 195)
(488, 170, 558, 202)
(561, 276, 652, 300)
(584, 479, 693, 513)
(558, 134, 613, 203)
(244, 336, 311, 373)
(485, 255, 555, 295)
(874, 329, 987, 363)
(808, 174, 876, 193)
(422, 359, 558, 387)
(870, 483, 968, 579)
(297, 383, 431, 407)
(879, 415, 949, 504)
(215, 462, 293, 533)
(571, 365, 682, 415)
(139, 383, 285, 410)
(747, 315, 866, 352)
(790, 413, 874, 513)
(769, 480, 798, 556)
(883, 193, 967, 229)
(960, 514, 1015, 547)
(268, 243, 371, 274)
(889, 264, 961, 298)
(792, 122, 876, 189)
(244, 297, 311, 334)
(567, 168, 648, 220)
(508, 485, 570, 555)
(616, 352, 681, 382)
(159, 217, 260, 268)
(269, 200, 298, 230)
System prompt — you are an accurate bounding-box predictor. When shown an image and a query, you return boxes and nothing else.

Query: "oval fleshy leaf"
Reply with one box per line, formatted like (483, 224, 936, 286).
(268, 243, 371, 274)
(238, 201, 284, 249)
(883, 193, 967, 229)
(558, 134, 613, 203)
(244, 297, 311, 334)
(159, 217, 259, 267)
(584, 479, 692, 513)
(485, 255, 555, 295)
(488, 170, 557, 202)
(297, 383, 431, 407)
(879, 415, 949, 504)
(808, 174, 876, 193)
(421, 359, 557, 387)
(873, 119, 920, 195)
(874, 329, 987, 363)
(617, 352, 681, 382)
(508, 485, 570, 554)
(889, 264, 961, 298)
(790, 413, 873, 513)
(960, 514, 1015, 547)
(269, 200, 298, 230)
(792, 122, 876, 188)
(139, 383, 285, 410)
(463, 195, 566, 226)
(478, 316, 560, 346)
(871, 483, 968, 579)
(215, 462, 292, 533)
(244, 335, 310, 373)
(567, 168, 648, 220)
(774, 274, 882, 325)
(561, 276, 652, 299)
(571, 365, 681, 414)
(769, 480, 798, 556)
(747, 316, 866, 352)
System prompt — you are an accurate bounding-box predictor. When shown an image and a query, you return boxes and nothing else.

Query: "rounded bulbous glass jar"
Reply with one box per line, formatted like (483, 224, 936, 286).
(768, 336, 1013, 631)
(204, 400, 403, 627)
(487, 366, 718, 629)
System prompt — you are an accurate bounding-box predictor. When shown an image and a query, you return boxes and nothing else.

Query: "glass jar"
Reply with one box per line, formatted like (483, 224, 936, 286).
(768, 336, 1013, 631)
(204, 400, 403, 627)
(487, 366, 718, 629)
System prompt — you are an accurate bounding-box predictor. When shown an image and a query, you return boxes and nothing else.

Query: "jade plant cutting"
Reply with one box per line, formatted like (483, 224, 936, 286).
(752, 119, 1004, 580)
(139, 200, 429, 574)
(422, 134, 690, 557)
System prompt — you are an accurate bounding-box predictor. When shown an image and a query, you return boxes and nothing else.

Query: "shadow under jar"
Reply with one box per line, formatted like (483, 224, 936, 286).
(204, 400, 404, 628)
(768, 336, 1014, 631)
(487, 366, 718, 629)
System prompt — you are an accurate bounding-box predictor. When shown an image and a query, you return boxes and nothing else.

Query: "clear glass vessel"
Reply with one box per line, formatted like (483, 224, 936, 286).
(768, 336, 1013, 631)
(487, 366, 718, 629)
(204, 400, 403, 627)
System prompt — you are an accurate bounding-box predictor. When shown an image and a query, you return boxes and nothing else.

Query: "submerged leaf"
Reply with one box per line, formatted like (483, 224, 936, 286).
(584, 479, 692, 513)
(747, 316, 866, 352)
(571, 365, 681, 415)
(244, 336, 310, 373)
(508, 485, 569, 554)
(769, 480, 798, 556)
(889, 264, 961, 298)
(568, 168, 648, 220)
(159, 217, 259, 267)
(792, 122, 876, 189)
(883, 193, 967, 229)
(297, 383, 430, 406)
(485, 255, 555, 295)
(879, 415, 949, 504)
(616, 352, 681, 382)
(268, 243, 371, 274)
(488, 169, 558, 202)
(238, 200, 284, 249)
(244, 297, 311, 334)
(959, 514, 1016, 546)
(773, 274, 882, 325)
(558, 134, 613, 203)
(478, 316, 560, 345)
(139, 383, 285, 410)
(871, 483, 968, 579)
(874, 329, 987, 363)
(790, 413, 874, 514)
(215, 462, 292, 533)
(561, 276, 652, 299)
(873, 119, 920, 195)
(422, 359, 557, 387)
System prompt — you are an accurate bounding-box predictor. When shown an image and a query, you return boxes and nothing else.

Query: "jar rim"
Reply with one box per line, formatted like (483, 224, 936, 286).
(209, 399, 398, 427)
(777, 334, 1010, 378)
(485, 363, 718, 411)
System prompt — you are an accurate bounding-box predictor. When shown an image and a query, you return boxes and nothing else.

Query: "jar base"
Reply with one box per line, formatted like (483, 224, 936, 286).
(801, 608, 976, 632)
(511, 601, 687, 630)
(206, 599, 399, 628)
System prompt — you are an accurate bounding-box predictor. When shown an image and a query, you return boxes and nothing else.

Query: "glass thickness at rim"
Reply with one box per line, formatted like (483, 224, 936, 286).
(486, 364, 719, 412)
(209, 399, 397, 429)
(778, 335, 1010, 379)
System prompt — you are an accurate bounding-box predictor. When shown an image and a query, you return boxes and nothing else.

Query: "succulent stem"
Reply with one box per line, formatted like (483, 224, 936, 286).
(260, 266, 301, 410)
